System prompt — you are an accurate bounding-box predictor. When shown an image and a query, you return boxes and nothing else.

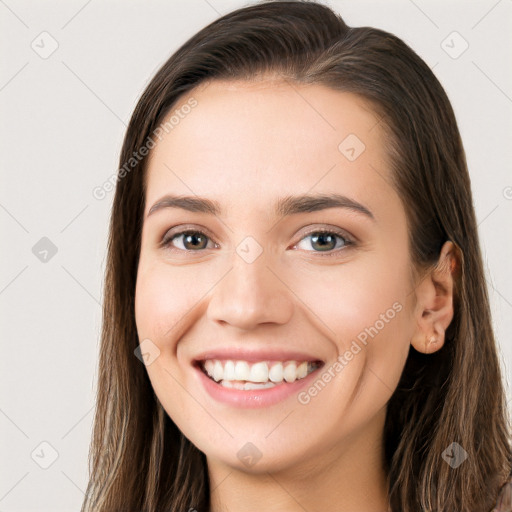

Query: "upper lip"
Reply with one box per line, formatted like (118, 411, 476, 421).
(192, 347, 325, 364)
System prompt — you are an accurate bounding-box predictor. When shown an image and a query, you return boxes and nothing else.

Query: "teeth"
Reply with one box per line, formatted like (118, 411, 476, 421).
(224, 360, 236, 380)
(297, 361, 308, 379)
(221, 380, 276, 390)
(213, 360, 224, 382)
(283, 362, 297, 383)
(250, 361, 269, 383)
(204, 360, 214, 375)
(234, 361, 250, 380)
(268, 362, 283, 383)
(201, 359, 319, 385)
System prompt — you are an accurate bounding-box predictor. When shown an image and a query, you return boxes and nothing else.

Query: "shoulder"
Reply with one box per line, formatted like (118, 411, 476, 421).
(493, 476, 512, 512)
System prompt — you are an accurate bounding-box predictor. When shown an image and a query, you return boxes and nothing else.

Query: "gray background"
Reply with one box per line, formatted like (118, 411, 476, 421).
(1, 0, 511, 510)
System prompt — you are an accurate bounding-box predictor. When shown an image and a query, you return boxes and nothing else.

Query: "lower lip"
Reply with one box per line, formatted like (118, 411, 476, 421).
(193, 363, 323, 408)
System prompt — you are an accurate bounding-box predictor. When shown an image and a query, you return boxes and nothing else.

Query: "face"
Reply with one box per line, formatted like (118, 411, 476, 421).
(134, 79, 418, 474)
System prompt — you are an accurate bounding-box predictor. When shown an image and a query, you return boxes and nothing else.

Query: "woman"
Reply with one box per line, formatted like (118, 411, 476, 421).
(81, 1, 512, 511)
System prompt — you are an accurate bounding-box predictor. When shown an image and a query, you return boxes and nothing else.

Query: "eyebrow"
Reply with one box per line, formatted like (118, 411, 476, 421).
(147, 193, 375, 220)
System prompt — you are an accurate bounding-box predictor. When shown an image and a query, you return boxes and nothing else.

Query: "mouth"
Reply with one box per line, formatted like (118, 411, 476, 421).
(193, 358, 325, 391)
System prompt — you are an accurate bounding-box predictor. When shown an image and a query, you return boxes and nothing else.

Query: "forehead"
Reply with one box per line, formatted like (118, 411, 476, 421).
(144, 79, 394, 219)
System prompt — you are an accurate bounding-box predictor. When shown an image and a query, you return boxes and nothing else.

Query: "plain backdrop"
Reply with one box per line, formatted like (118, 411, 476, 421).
(1, 0, 511, 510)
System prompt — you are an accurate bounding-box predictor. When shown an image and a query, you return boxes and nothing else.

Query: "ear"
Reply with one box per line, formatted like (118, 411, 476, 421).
(410, 241, 459, 354)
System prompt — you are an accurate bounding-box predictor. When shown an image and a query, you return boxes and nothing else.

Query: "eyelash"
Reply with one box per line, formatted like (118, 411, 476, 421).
(159, 226, 355, 258)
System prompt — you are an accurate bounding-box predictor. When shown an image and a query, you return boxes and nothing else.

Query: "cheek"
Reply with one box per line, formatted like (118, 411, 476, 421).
(291, 251, 412, 387)
(135, 261, 203, 350)
(134, 262, 201, 426)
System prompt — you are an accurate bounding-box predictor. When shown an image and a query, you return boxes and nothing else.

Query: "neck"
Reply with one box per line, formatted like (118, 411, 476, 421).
(207, 407, 390, 512)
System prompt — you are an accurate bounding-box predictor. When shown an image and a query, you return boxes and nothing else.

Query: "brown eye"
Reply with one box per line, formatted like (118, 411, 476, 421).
(162, 230, 215, 252)
(294, 229, 354, 257)
(309, 232, 339, 252)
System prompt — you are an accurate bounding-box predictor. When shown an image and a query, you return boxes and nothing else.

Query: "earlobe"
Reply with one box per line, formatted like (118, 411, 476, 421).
(410, 241, 459, 354)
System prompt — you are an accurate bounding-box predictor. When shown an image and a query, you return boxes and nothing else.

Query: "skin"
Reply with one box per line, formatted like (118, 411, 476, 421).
(134, 78, 457, 512)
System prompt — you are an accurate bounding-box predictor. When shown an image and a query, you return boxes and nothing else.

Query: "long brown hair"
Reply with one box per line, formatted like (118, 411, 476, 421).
(82, 1, 512, 510)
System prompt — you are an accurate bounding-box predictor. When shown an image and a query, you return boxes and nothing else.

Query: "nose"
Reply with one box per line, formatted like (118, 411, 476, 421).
(206, 251, 294, 330)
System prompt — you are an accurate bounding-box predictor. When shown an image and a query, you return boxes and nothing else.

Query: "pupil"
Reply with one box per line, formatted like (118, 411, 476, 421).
(312, 233, 335, 252)
(185, 232, 207, 250)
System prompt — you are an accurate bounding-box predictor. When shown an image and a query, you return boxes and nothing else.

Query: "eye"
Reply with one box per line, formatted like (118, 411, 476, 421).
(293, 228, 354, 257)
(160, 228, 217, 252)
(160, 226, 355, 257)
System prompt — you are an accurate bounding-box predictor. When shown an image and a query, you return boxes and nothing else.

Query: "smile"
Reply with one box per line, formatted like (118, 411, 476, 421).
(201, 359, 322, 389)
(193, 357, 325, 408)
